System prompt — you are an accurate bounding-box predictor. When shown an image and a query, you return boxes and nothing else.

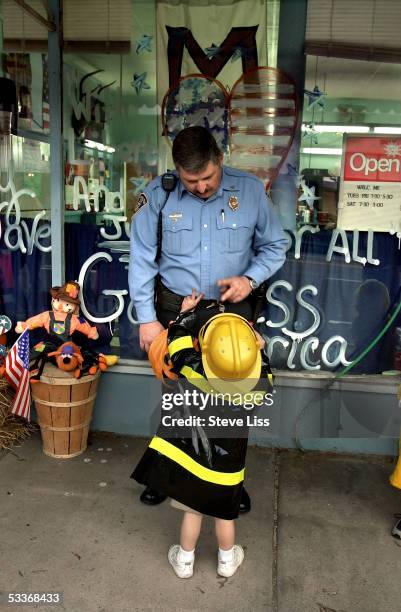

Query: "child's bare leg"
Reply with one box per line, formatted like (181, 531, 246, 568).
(214, 518, 235, 550)
(168, 512, 202, 578)
(180, 512, 203, 551)
(215, 518, 244, 577)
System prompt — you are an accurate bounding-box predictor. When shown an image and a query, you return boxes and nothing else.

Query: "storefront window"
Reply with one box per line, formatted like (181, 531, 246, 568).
(62, 0, 158, 359)
(2, 1, 399, 376)
(0, 45, 52, 338)
(261, 55, 401, 374)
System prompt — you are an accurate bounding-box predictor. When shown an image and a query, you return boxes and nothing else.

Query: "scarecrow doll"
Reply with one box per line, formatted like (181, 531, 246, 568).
(15, 281, 101, 380)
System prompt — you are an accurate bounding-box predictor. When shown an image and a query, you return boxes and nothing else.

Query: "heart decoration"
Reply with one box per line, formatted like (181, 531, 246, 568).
(229, 67, 298, 187)
(161, 74, 230, 154)
(162, 67, 298, 189)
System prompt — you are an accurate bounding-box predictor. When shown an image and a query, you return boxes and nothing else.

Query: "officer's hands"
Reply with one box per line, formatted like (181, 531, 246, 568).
(139, 321, 164, 353)
(180, 288, 204, 313)
(217, 276, 252, 303)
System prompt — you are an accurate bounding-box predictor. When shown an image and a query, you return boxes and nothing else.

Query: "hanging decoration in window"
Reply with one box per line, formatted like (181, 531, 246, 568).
(162, 74, 229, 153)
(304, 85, 326, 109)
(135, 34, 153, 54)
(71, 70, 116, 139)
(131, 71, 151, 95)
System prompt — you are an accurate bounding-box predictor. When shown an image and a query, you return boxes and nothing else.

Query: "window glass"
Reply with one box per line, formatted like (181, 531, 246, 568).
(63, 1, 157, 360)
(0, 137, 52, 340)
(3, 5, 400, 376)
(0, 49, 52, 342)
(261, 55, 401, 374)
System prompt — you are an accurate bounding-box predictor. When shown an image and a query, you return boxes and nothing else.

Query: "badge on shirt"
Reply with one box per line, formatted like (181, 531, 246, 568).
(34, 341, 46, 353)
(169, 213, 183, 223)
(228, 195, 239, 211)
(53, 322, 66, 335)
(135, 192, 148, 214)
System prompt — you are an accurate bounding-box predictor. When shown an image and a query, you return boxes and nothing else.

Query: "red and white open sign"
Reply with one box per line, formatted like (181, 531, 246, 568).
(343, 136, 401, 182)
(338, 135, 401, 232)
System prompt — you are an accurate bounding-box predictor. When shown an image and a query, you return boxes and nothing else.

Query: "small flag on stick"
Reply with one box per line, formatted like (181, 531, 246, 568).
(5, 329, 31, 421)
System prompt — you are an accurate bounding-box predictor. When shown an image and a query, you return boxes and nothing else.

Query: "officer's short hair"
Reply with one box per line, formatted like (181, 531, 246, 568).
(172, 126, 222, 173)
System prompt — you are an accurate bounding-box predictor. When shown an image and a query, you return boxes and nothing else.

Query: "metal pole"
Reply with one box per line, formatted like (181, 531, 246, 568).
(48, 0, 64, 286)
(274, 0, 308, 231)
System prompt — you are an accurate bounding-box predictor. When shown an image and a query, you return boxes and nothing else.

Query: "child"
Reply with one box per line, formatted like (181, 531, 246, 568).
(132, 290, 272, 579)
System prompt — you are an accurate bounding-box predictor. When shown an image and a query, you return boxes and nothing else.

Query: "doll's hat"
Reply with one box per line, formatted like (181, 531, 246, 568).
(50, 281, 81, 305)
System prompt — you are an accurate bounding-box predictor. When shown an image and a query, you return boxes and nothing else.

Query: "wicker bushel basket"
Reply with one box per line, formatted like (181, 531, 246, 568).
(31, 364, 100, 459)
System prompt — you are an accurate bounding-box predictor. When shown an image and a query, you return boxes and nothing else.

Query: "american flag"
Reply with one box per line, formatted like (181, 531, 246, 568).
(5, 329, 31, 421)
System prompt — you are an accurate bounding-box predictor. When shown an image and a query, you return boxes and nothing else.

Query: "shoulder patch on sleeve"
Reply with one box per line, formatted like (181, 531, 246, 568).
(225, 166, 264, 186)
(135, 192, 148, 214)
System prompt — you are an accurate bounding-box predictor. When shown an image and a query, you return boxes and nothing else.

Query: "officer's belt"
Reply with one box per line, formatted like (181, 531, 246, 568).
(156, 280, 217, 312)
(155, 280, 255, 329)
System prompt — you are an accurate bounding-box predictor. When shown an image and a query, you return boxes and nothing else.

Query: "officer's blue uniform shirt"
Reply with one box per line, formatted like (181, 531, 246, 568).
(129, 166, 288, 323)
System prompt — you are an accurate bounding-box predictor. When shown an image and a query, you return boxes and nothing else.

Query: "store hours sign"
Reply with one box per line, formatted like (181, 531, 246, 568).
(338, 135, 401, 233)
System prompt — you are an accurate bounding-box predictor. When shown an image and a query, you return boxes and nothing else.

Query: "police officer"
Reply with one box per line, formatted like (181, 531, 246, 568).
(129, 126, 288, 507)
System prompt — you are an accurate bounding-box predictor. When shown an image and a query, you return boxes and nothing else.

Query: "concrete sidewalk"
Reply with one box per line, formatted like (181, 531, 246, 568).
(1, 432, 401, 612)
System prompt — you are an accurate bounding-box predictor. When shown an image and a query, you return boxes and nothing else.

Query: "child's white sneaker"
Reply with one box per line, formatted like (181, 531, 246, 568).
(217, 544, 244, 577)
(168, 544, 194, 578)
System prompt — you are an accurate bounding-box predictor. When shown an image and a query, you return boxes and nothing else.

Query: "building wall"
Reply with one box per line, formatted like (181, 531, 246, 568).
(91, 368, 400, 456)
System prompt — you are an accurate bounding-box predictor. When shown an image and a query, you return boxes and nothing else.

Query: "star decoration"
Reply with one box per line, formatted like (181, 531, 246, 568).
(129, 176, 149, 195)
(384, 141, 401, 157)
(182, 78, 203, 97)
(186, 108, 208, 127)
(166, 114, 186, 133)
(304, 85, 327, 109)
(231, 46, 254, 62)
(302, 123, 318, 144)
(298, 184, 320, 208)
(178, 87, 197, 107)
(204, 44, 221, 59)
(205, 106, 226, 129)
(136, 34, 153, 54)
(182, 78, 198, 90)
(231, 47, 243, 62)
(131, 72, 151, 95)
(0, 314, 11, 334)
(286, 163, 304, 188)
(199, 83, 216, 102)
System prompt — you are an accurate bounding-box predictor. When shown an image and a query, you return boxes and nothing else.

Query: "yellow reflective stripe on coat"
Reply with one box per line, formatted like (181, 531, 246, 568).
(149, 437, 245, 486)
(168, 335, 193, 356)
(180, 365, 214, 394)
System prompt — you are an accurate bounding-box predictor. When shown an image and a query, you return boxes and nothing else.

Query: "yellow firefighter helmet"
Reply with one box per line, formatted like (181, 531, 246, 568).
(199, 313, 261, 394)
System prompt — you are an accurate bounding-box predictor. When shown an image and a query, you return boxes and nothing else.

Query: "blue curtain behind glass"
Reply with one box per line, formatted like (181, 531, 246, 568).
(2, 222, 400, 371)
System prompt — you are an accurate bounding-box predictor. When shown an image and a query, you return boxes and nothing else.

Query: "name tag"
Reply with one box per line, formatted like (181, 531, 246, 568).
(168, 213, 183, 223)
